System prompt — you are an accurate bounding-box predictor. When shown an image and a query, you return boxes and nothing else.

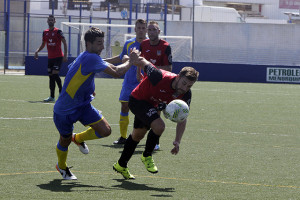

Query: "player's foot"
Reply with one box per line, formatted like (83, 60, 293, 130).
(154, 144, 160, 150)
(113, 137, 127, 145)
(113, 162, 135, 180)
(43, 97, 55, 102)
(72, 133, 89, 154)
(141, 155, 158, 173)
(56, 163, 77, 180)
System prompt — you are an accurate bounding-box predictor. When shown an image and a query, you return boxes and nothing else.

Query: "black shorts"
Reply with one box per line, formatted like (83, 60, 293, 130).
(128, 95, 160, 130)
(48, 57, 63, 74)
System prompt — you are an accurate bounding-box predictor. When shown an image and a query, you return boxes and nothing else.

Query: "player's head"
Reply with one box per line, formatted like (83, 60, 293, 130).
(173, 67, 199, 95)
(135, 19, 147, 41)
(147, 21, 160, 42)
(47, 15, 56, 28)
(84, 27, 105, 55)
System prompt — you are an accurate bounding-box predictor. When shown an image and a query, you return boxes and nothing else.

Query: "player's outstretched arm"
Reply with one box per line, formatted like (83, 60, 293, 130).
(104, 55, 122, 64)
(103, 50, 139, 78)
(171, 119, 187, 155)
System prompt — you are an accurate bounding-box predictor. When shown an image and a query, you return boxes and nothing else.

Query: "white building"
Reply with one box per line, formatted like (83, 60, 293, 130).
(204, 0, 300, 21)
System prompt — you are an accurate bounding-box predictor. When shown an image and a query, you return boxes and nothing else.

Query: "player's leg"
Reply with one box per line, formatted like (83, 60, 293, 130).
(53, 112, 77, 180)
(52, 57, 63, 94)
(114, 102, 129, 144)
(44, 59, 56, 102)
(113, 126, 147, 179)
(154, 111, 162, 150)
(73, 104, 111, 153)
(114, 86, 131, 144)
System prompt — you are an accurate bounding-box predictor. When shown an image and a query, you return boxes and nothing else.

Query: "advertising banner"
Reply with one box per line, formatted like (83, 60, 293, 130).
(267, 67, 300, 83)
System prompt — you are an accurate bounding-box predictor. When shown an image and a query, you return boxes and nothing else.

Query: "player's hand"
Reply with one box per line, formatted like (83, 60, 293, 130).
(157, 102, 167, 111)
(63, 55, 68, 62)
(171, 141, 180, 155)
(129, 47, 140, 65)
(122, 55, 129, 63)
(34, 52, 38, 60)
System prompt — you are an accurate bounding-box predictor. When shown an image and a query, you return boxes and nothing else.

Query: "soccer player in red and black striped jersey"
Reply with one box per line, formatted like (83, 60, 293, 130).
(113, 50, 199, 179)
(139, 21, 173, 150)
(35, 15, 68, 102)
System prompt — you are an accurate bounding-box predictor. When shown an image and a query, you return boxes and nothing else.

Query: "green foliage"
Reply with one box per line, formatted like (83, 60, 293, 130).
(1, 75, 300, 199)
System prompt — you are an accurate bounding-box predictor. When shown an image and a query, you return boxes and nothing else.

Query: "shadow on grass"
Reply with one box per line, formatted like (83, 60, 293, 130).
(37, 179, 109, 192)
(100, 144, 159, 155)
(112, 179, 175, 195)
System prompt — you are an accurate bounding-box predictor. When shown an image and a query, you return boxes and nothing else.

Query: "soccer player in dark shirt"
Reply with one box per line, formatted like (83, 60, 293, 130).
(113, 50, 199, 179)
(35, 15, 68, 102)
(139, 21, 173, 150)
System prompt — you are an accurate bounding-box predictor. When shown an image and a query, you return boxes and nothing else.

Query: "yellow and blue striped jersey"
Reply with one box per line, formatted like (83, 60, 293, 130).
(54, 51, 108, 115)
(120, 37, 142, 89)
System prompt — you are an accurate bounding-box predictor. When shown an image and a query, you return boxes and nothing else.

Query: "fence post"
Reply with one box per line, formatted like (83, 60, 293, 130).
(4, 0, 10, 71)
(128, 0, 132, 34)
(164, 3, 167, 35)
(68, 15, 71, 57)
(26, 13, 30, 56)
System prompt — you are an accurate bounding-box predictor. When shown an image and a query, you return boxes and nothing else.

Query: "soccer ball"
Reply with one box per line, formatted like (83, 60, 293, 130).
(163, 99, 189, 123)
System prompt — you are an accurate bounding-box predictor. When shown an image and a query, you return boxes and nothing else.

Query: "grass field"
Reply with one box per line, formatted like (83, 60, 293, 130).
(1, 75, 300, 200)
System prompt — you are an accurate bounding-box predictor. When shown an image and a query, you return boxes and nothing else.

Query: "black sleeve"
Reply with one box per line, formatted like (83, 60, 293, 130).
(165, 45, 172, 64)
(144, 64, 162, 86)
(181, 90, 192, 108)
(57, 29, 65, 38)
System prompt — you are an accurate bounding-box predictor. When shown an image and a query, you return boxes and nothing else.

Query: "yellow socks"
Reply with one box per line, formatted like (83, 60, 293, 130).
(56, 142, 68, 169)
(119, 113, 129, 139)
(75, 127, 102, 143)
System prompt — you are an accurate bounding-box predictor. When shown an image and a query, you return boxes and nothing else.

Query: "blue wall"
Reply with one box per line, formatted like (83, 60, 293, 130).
(25, 56, 300, 84)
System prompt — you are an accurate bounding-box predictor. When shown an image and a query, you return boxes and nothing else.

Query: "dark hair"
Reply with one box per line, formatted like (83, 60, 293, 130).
(135, 19, 147, 26)
(84, 27, 105, 44)
(48, 15, 55, 19)
(179, 66, 199, 82)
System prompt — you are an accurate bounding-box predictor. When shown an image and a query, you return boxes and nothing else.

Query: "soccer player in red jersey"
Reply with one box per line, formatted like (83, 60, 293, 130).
(35, 15, 68, 102)
(139, 21, 173, 150)
(113, 50, 199, 179)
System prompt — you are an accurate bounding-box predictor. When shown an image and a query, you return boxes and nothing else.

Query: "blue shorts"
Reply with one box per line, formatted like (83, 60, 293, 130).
(119, 85, 136, 102)
(53, 103, 103, 136)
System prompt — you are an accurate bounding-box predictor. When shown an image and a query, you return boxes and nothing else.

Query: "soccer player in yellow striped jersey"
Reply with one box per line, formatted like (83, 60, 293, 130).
(104, 19, 148, 145)
(53, 27, 139, 180)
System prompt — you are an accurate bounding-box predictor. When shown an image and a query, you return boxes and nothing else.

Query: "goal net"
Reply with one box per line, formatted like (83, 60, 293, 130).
(61, 22, 192, 61)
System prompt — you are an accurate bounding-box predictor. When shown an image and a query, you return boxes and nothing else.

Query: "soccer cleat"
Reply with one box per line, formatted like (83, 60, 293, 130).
(113, 162, 135, 180)
(154, 144, 160, 151)
(113, 137, 127, 145)
(141, 155, 158, 173)
(56, 163, 77, 180)
(43, 96, 55, 102)
(72, 133, 89, 154)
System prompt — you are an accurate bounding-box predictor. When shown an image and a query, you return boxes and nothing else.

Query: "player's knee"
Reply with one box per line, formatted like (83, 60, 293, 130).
(151, 119, 165, 135)
(100, 126, 112, 137)
(59, 135, 72, 147)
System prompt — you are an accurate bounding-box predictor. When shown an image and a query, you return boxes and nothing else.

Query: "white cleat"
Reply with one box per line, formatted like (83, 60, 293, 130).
(56, 163, 77, 180)
(72, 133, 89, 154)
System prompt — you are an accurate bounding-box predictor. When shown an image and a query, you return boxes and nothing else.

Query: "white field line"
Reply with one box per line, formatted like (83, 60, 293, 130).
(0, 117, 52, 120)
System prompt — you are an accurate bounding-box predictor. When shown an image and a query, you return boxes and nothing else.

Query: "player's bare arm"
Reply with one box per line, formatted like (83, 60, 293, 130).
(171, 119, 187, 155)
(62, 37, 68, 62)
(104, 55, 122, 64)
(157, 65, 172, 72)
(34, 41, 46, 59)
